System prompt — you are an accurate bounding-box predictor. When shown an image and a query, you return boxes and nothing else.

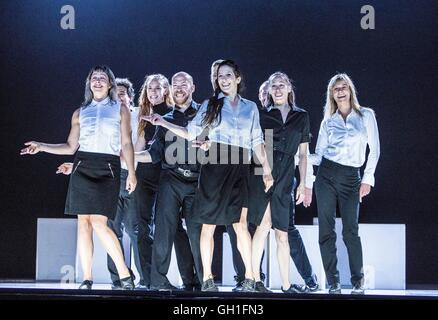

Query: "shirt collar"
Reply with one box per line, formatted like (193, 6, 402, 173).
(91, 96, 111, 106)
(266, 104, 296, 113)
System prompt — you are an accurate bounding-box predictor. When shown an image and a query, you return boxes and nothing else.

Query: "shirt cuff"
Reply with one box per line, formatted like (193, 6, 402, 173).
(361, 173, 375, 187)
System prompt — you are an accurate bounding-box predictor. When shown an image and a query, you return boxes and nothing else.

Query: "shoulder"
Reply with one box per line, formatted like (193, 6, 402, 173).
(293, 105, 308, 114)
(359, 107, 377, 123)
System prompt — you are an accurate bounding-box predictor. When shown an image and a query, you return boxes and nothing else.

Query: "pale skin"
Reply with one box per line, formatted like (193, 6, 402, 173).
(143, 65, 274, 282)
(332, 80, 371, 203)
(21, 71, 137, 282)
(251, 76, 308, 289)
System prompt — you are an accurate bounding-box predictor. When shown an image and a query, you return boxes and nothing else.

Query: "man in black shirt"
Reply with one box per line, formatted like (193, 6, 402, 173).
(136, 72, 203, 290)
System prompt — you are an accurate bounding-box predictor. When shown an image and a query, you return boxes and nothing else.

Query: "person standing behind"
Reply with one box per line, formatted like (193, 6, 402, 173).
(311, 73, 380, 294)
(21, 65, 136, 290)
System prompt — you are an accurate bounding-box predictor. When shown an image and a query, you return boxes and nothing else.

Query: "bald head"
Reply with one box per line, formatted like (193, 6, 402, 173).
(171, 71, 195, 107)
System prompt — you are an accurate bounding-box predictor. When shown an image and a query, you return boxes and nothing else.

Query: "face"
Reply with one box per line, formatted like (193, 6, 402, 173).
(147, 79, 165, 106)
(172, 74, 194, 106)
(217, 65, 240, 96)
(332, 80, 351, 105)
(210, 64, 220, 90)
(116, 85, 131, 106)
(269, 77, 291, 106)
(90, 71, 111, 99)
(258, 82, 269, 107)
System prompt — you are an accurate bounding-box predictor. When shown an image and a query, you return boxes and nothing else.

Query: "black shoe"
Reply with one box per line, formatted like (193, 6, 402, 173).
(351, 284, 365, 295)
(111, 280, 122, 290)
(255, 281, 272, 293)
(201, 278, 218, 292)
(260, 272, 266, 282)
(305, 275, 320, 292)
(120, 276, 135, 290)
(135, 280, 150, 290)
(281, 284, 309, 294)
(180, 284, 195, 291)
(329, 282, 342, 294)
(232, 276, 244, 292)
(240, 278, 256, 292)
(150, 282, 179, 291)
(78, 280, 93, 290)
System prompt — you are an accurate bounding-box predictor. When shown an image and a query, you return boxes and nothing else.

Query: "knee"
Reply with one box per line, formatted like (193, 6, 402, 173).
(201, 225, 216, 238)
(342, 228, 359, 242)
(77, 216, 92, 230)
(258, 220, 272, 233)
(275, 231, 289, 246)
(318, 230, 336, 245)
(90, 216, 108, 231)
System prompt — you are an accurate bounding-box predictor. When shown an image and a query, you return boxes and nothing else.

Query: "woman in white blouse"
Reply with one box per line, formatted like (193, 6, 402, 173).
(311, 73, 380, 295)
(144, 60, 273, 292)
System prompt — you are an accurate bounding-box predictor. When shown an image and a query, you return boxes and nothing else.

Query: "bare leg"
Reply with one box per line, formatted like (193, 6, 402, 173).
(77, 215, 93, 281)
(275, 228, 291, 289)
(251, 204, 272, 282)
(232, 208, 254, 279)
(200, 224, 216, 281)
(90, 215, 130, 279)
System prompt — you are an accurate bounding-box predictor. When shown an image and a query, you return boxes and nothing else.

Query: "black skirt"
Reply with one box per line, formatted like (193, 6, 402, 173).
(64, 151, 121, 219)
(247, 155, 295, 232)
(192, 143, 250, 225)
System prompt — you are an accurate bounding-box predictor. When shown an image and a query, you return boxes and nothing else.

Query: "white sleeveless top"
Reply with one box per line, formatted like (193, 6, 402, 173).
(78, 97, 121, 156)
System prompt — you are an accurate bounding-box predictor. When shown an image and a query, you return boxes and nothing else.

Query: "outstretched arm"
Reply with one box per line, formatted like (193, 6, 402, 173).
(21, 109, 80, 156)
(142, 114, 190, 140)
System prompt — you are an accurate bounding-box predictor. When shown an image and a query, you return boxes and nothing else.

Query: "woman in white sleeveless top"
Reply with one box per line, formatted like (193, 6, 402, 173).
(21, 65, 137, 290)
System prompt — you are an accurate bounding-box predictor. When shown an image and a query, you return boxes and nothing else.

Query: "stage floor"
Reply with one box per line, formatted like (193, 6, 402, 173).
(0, 281, 437, 300)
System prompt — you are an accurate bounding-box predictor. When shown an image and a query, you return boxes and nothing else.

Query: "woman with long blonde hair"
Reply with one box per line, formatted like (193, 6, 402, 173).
(311, 73, 380, 294)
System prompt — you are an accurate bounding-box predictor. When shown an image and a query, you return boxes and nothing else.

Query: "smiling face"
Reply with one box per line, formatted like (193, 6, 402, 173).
(217, 64, 241, 96)
(258, 81, 269, 107)
(147, 79, 165, 106)
(332, 80, 351, 106)
(269, 76, 291, 106)
(90, 71, 111, 100)
(172, 73, 194, 106)
(116, 85, 131, 106)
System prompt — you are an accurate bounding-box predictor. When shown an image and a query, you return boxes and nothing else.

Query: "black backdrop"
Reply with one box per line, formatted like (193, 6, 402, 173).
(1, 0, 437, 286)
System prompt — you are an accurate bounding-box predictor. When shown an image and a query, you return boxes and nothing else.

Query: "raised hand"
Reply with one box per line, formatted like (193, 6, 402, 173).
(20, 141, 42, 155)
(141, 113, 164, 126)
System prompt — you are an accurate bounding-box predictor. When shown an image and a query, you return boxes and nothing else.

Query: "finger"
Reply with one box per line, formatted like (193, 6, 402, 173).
(24, 141, 33, 146)
(296, 194, 304, 205)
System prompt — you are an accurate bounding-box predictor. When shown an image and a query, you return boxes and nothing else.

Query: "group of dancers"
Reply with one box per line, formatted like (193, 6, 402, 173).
(20, 59, 380, 294)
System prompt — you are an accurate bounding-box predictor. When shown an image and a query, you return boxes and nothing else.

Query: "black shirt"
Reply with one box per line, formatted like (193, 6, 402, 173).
(260, 105, 310, 174)
(143, 102, 171, 148)
(148, 101, 204, 173)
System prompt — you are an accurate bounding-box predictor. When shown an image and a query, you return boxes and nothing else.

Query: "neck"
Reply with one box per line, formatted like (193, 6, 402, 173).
(93, 95, 108, 102)
(225, 91, 238, 102)
(274, 103, 289, 110)
(176, 99, 192, 112)
(337, 102, 352, 117)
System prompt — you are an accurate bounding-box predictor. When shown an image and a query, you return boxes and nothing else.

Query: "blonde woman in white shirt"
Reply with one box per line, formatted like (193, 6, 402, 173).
(311, 73, 380, 295)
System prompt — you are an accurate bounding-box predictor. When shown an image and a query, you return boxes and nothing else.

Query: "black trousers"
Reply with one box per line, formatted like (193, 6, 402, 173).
(289, 178, 314, 284)
(150, 170, 202, 287)
(107, 169, 142, 283)
(314, 158, 363, 286)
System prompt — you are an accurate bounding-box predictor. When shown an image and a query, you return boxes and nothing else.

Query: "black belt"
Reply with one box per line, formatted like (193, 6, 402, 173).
(175, 167, 199, 178)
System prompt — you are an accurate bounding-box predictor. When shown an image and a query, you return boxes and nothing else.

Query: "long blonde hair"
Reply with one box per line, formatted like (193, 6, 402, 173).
(266, 71, 296, 109)
(137, 74, 173, 137)
(324, 73, 362, 119)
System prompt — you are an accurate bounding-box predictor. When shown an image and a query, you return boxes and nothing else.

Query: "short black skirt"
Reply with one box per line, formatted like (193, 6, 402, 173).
(192, 143, 250, 226)
(64, 151, 121, 219)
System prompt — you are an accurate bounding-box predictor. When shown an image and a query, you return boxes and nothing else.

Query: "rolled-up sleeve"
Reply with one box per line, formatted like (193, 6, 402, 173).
(187, 100, 207, 141)
(250, 105, 264, 149)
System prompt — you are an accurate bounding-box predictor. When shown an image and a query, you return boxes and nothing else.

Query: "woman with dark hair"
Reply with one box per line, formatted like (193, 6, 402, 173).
(21, 65, 136, 290)
(248, 72, 310, 293)
(311, 73, 380, 295)
(144, 60, 273, 292)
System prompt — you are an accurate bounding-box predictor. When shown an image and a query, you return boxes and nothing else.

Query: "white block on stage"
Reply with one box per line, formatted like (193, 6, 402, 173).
(268, 226, 326, 290)
(313, 218, 406, 289)
(222, 232, 268, 286)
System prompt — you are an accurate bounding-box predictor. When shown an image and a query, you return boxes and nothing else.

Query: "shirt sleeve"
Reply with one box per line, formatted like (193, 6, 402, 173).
(187, 100, 208, 141)
(309, 118, 328, 166)
(250, 104, 264, 149)
(361, 109, 380, 186)
(301, 112, 311, 143)
(148, 126, 165, 164)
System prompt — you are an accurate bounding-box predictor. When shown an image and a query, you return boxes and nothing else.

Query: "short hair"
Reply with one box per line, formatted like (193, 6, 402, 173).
(115, 78, 135, 106)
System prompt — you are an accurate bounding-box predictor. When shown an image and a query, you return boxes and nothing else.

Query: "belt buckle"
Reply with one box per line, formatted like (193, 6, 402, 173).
(182, 169, 191, 177)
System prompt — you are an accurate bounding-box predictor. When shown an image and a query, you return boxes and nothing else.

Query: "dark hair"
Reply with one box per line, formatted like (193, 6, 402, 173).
(202, 60, 244, 127)
(115, 78, 135, 106)
(82, 65, 117, 107)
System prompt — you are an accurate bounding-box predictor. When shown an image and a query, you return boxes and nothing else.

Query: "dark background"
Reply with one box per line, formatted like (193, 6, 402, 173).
(1, 0, 437, 286)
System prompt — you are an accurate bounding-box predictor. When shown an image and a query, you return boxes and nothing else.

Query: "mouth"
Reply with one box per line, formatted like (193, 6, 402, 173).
(337, 95, 347, 99)
(221, 83, 231, 90)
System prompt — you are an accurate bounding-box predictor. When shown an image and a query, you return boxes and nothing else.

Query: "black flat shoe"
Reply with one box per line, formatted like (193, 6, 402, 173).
(78, 280, 93, 290)
(120, 276, 135, 290)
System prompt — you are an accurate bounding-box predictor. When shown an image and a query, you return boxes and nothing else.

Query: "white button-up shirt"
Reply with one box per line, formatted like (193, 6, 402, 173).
(311, 107, 380, 186)
(187, 94, 264, 153)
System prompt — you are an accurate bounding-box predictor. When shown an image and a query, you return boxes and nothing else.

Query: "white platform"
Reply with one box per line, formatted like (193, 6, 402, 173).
(36, 218, 182, 285)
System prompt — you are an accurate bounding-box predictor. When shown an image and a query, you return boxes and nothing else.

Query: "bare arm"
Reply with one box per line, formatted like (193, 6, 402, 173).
(120, 104, 137, 193)
(135, 150, 152, 163)
(253, 143, 274, 191)
(21, 109, 80, 156)
(143, 114, 190, 140)
(296, 142, 308, 205)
